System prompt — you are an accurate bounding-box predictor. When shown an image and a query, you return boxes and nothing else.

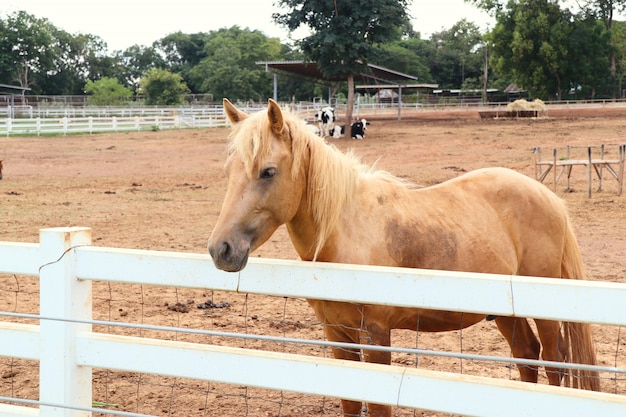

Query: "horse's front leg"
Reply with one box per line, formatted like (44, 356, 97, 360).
(324, 324, 366, 417)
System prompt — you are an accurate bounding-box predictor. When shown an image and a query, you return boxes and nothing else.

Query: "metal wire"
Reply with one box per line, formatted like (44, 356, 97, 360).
(1, 310, 622, 375)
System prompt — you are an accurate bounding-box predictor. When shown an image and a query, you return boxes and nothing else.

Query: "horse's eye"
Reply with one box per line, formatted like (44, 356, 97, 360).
(260, 167, 277, 179)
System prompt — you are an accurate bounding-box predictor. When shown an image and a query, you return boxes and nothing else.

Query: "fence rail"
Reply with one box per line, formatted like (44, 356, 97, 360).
(0, 114, 229, 136)
(1, 227, 626, 416)
(4, 100, 626, 136)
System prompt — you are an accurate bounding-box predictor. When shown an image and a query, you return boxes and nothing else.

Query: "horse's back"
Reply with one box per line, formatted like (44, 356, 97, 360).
(411, 167, 569, 277)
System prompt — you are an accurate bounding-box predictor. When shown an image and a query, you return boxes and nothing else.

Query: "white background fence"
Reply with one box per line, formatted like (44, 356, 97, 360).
(1, 227, 626, 416)
(0, 114, 229, 136)
(4, 100, 626, 136)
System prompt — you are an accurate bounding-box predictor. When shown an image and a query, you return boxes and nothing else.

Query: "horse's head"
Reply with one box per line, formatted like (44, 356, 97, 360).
(208, 99, 308, 272)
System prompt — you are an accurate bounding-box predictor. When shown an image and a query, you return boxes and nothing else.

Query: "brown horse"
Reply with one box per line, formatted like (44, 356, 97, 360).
(208, 99, 600, 417)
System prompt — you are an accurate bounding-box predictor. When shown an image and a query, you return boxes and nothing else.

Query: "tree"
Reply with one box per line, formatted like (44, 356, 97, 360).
(469, 0, 618, 98)
(139, 68, 190, 105)
(187, 27, 282, 100)
(115, 44, 167, 92)
(274, 0, 410, 131)
(575, 0, 626, 96)
(0, 11, 56, 92)
(489, 0, 573, 99)
(42, 31, 111, 95)
(84, 77, 133, 105)
(428, 20, 485, 90)
(371, 41, 435, 84)
(566, 14, 612, 98)
(156, 32, 212, 93)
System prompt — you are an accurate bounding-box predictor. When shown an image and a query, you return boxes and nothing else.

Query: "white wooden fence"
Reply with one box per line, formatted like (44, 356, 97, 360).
(0, 114, 229, 136)
(1, 227, 626, 417)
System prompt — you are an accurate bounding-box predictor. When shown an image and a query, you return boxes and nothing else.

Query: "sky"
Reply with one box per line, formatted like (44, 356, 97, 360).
(4, 0, 495, 53)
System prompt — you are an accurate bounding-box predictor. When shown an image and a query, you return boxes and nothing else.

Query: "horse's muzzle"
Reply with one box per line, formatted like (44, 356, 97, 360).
(208, 239, 250, 272)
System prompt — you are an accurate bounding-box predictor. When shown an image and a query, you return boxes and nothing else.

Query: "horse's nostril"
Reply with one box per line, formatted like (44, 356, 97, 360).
(220, 241, 231, 259)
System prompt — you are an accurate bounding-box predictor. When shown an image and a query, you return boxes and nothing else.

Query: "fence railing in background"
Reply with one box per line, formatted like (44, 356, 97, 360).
(4, 100, 626, 136)
(1, 227, 626, 416)
(0, 114, 229, 136)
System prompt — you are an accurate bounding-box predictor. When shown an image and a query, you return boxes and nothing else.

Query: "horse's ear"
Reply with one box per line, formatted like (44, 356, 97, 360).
(267, 99, 284, 135)
(223, 98, 248, 124)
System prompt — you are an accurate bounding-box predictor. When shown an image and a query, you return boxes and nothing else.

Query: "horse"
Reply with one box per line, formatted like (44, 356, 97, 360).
(208, 99, 600, 417)
(0, 160, 3, 180)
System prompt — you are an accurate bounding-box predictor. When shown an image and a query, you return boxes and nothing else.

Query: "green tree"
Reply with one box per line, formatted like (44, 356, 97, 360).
(41, 31, 111, 95)
(84, 77, 133, 105)
(566, 14, 612, 98)
(428, 20, 485, 89)
(469, 0, 617, 98)
(0, 11, 56, 92)
(576, 0, 626, 96)
(139, 68, 190, 105)
(187, 27, 282, 100)
(490, 0, 573, 99)
(156, 32, 211, 93)
(116, 44, 167, 92)
(371, 41, 435, 84)
(274, 0, 410, 128)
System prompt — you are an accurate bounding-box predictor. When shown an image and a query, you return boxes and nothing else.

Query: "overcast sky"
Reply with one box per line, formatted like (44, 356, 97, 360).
(5, 0, 495, 53)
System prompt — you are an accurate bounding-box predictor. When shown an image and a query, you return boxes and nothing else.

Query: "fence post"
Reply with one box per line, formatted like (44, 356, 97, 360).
(39, 227, 93, 417)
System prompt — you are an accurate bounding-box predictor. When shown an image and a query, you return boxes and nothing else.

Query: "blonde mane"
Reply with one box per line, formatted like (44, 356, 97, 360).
(228, 107, 411, 259)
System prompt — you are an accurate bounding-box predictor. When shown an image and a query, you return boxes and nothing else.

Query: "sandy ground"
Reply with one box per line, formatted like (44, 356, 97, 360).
(1, 107, 626, 416)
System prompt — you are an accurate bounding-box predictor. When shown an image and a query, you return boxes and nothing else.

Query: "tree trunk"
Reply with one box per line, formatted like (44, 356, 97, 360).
(482, 45, 489, 103)
(344, 74, 355, 137)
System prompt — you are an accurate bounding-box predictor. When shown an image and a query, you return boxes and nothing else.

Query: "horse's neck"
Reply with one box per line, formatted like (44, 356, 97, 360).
(286, 217, 318, 261)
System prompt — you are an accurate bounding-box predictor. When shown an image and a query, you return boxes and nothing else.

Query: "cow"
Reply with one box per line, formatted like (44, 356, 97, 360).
(330, 125, 344, 138)
(314, 107, 335, 137)
(329, 119, 369, 139)
(305, 122, 321, 137)
(350, 119, 369, 140)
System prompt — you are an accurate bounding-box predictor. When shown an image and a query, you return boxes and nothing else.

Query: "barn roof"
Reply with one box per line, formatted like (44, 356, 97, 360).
(0, 84, 31, 94)
(256, 61, 421, 84)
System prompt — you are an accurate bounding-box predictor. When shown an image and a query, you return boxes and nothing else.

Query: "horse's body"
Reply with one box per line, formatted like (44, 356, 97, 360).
(208, 99, 600, 417)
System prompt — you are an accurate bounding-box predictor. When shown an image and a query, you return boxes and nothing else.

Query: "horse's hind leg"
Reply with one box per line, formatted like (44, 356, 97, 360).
(495, 317, 541, 383)
(534, 319, 569, 386)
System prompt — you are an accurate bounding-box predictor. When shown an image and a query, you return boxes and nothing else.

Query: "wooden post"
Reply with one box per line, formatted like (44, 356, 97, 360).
(587, 146, 593, 198)
(619, 144, 625, 196)
(598, 144, 605, 192)
(533, 147, 540, 180)
(553, 148, 557, 192)
(39, 227, 93, 417)
(566, 145, 571, 191)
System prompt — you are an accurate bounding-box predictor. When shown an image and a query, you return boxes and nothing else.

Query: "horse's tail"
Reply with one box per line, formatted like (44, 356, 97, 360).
(561, 219, 601, 391)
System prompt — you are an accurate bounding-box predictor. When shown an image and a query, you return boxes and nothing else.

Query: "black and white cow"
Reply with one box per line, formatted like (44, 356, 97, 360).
(330, 125, 345, 138)
(305, 122, 321, 136)
(329, 118, 370, 139)
(350, 118, 368, 140)
(314, 106, 335, 137)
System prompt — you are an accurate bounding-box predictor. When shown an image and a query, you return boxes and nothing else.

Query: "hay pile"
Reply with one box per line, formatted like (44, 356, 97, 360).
(506, 99, 547, 116)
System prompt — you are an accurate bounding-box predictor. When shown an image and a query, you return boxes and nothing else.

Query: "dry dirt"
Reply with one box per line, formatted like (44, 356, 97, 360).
(1, 107, 626, 416)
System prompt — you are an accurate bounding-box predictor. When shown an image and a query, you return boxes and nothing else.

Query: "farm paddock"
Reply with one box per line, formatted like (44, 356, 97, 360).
(1, 107, 626, 416)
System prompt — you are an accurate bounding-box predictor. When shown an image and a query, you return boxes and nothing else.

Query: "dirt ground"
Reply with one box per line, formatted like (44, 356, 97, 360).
(1, 106, 626, 416)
